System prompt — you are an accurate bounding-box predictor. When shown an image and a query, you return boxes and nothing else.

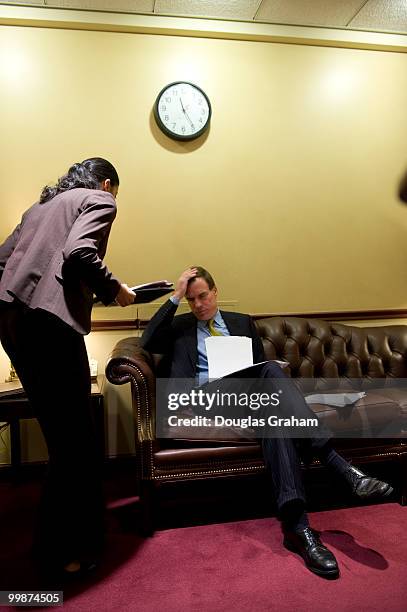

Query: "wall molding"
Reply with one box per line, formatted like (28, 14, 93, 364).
(91, 319, 138, 331)
(91, 308, 407, 332)
(250, 309, 407, 322)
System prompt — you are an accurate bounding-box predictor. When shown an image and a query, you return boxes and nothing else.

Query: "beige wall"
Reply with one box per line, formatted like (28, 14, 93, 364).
(0, 20, 407, 462)
(1, 25, 407, 314)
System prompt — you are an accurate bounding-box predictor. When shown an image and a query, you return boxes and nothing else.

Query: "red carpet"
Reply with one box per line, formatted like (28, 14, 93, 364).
(0, 481, 406, 611)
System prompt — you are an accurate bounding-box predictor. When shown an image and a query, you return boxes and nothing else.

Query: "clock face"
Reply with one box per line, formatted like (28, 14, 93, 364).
(154, 81, 211, 141)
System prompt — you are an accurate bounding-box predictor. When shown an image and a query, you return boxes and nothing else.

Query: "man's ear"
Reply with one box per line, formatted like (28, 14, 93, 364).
(101, 179, 111, 192)
(213, 286, 218, 296)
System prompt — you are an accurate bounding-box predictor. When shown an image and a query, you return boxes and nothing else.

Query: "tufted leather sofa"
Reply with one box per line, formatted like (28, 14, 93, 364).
(106, 316, 407, 533)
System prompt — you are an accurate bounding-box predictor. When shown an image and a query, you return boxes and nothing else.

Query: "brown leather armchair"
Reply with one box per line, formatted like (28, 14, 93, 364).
(106, 317, 407, 534)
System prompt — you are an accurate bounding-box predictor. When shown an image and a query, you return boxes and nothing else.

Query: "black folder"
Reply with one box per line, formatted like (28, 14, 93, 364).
(131, 286, 173, 303)
(94, 280, 173, 305)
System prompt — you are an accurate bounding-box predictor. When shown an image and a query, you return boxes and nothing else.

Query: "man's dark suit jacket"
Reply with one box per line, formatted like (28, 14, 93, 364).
(141, 298, 265, 378)
(0, 188, 120, 334)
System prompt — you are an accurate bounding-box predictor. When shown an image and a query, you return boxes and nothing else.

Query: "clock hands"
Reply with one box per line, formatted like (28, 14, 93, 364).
(179, 97, 195, 131)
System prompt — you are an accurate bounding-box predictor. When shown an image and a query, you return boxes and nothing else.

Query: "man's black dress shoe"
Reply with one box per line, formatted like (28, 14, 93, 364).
(283, 527, 339, 579)
(344, 465, 393, 500)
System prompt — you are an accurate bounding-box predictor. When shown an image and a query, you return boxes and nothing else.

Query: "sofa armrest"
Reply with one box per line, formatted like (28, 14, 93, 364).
(105, 337, 157, 443)
(106, 337, 155, 385)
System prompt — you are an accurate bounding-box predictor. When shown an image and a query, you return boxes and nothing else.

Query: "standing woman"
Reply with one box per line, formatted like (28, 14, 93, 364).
(0, 158, 135, 577)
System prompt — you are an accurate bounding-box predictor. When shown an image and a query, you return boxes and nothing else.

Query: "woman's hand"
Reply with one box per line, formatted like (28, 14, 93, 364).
(115, 283, 136, 306)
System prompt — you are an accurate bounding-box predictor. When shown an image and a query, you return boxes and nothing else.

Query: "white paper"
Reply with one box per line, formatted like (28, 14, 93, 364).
(305, 392, 366, 407)
(205, 336, 254, 380)
(273, 360, 290, 369)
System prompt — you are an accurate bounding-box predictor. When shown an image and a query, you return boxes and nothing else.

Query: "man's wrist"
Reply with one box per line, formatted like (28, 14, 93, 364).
(170, 295, 181, 305)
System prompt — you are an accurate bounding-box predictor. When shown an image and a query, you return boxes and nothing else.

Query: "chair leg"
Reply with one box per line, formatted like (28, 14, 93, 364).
(400, 454, 407, 506)
(139, 480, 156, 536)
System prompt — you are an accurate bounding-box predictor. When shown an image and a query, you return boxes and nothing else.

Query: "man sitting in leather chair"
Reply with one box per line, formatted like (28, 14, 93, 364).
(142, 266, 393, 579)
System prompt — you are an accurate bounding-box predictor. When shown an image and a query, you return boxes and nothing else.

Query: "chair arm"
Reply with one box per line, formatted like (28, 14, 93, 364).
(105, 337, 155, 385)
(105, 337, 157, 443)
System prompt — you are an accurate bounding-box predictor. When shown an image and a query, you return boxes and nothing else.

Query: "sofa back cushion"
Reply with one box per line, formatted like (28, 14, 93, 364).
(255, 317, 407, 387)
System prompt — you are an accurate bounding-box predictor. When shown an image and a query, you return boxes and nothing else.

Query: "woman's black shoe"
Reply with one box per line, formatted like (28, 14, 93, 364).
(37, 558, 98, 585)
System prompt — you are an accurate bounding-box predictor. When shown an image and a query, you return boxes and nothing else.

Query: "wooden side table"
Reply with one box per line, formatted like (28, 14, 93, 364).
(0, 376, 106, 474)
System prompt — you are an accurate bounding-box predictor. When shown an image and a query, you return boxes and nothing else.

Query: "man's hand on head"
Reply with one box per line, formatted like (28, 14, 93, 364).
(173, 267, 198, 300)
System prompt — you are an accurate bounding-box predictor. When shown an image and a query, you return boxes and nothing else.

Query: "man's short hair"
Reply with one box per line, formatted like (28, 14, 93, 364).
(188, 266, 216, 290)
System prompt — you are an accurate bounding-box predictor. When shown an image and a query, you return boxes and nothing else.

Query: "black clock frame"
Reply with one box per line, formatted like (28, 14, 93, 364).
(153, 81, 212, 141)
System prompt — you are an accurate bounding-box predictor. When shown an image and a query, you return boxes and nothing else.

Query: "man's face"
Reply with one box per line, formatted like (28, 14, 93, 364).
(186, 277, 218, 321)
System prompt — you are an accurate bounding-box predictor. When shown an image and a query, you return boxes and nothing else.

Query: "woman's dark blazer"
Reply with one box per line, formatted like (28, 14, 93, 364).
(0, 188, 120, 334)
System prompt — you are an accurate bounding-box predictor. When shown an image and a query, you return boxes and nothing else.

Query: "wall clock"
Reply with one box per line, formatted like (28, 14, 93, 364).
(153, 81, 211, 141)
